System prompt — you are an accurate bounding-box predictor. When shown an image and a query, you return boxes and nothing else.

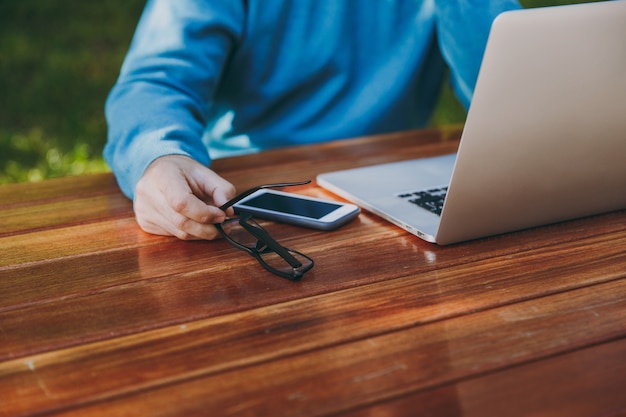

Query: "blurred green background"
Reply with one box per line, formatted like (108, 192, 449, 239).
(0, 0, 599, 184)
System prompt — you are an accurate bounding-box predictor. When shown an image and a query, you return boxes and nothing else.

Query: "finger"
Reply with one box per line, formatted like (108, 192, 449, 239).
(167, 209, 223, 240)
(208, 183, 237, 217)
(187, 166, 237, 216)
(165, 192, 226, 239)
(136, 197, 223, 241)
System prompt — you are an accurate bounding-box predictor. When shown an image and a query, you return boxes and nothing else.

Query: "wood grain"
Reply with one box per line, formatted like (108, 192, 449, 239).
(1, 230, 625, 414)
(0, 193, 133, 237)
(1, 128, 625, 417)
(341, 337, 626, 417)
(2, 215, 624, 360)
(8, 279, 623, 417)
(0, 173, 119, 207)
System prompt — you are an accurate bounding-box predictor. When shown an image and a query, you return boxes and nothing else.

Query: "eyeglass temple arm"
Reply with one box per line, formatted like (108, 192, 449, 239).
(218, 180, 311, 211)
(238, 215, 303, 267)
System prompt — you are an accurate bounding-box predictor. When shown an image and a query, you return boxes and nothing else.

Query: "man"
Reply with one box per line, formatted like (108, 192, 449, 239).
(105, 0, 521, 240)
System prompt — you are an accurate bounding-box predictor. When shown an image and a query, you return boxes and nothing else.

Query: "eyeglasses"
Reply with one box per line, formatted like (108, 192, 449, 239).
(215, 181, 314, 280)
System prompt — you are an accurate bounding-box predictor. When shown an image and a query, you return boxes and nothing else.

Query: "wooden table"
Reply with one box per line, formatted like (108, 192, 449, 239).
(1, 128, 625, 417)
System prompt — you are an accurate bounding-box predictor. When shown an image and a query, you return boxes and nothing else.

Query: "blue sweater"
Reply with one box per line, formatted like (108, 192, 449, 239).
(105, 0, 520, 198)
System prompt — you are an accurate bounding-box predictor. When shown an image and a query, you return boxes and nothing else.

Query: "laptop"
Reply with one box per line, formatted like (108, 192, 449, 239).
(317, 1, 626, 245)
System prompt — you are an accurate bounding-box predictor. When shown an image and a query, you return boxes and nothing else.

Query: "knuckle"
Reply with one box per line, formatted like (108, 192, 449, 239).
(169, 195, 190, 214)
(172, 213, 190, 231)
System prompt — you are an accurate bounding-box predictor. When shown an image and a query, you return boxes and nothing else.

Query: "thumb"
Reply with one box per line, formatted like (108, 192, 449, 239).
(212, 185, 237, 217)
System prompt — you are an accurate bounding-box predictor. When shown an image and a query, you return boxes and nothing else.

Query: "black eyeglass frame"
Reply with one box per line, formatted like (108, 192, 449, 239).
(215, 180, 314, 280)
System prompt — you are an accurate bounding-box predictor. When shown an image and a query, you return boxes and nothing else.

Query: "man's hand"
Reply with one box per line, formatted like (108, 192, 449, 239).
(133, 155, 237, 240)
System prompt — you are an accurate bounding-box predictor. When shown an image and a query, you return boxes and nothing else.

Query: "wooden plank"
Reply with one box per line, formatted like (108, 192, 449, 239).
(342, 337, 626, 417)
(0, 217, 168, 269)
(0, 173, 119, 207)
(1, 233, 624, 415)
(0, 194, 133, 237)
(2, 215, 625, 360)
(4, 276, 624, 416)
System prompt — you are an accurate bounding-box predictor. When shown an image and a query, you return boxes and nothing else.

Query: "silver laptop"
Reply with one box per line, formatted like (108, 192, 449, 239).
(317, 1, 626, 245)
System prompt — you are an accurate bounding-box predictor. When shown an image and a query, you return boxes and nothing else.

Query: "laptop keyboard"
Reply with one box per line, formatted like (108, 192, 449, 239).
(397, 186, 448, 216)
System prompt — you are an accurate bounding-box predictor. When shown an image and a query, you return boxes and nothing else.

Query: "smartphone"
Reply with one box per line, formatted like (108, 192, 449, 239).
(233, 189, 360, 230)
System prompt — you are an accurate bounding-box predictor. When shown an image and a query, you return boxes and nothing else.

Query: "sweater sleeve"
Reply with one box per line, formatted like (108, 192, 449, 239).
(104, 0, 246, 199)
(434, 0, 521, 109)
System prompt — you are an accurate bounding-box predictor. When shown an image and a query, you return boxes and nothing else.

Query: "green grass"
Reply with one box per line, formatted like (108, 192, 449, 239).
(0, 0, 145, 183)
(0, 0, 599, 184)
